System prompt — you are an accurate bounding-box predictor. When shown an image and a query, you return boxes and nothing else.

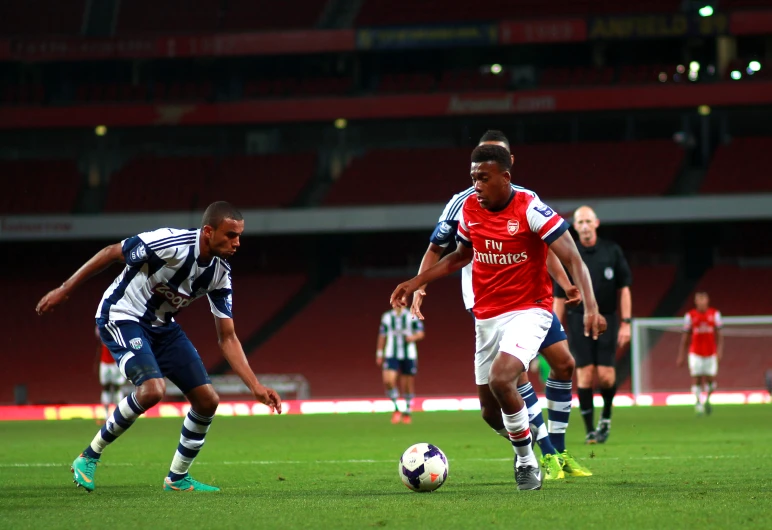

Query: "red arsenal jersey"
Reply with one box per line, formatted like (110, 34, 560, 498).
(683, 308, 722, 357)
(457, 191, 568, 319)
(100, 344, 115, 364)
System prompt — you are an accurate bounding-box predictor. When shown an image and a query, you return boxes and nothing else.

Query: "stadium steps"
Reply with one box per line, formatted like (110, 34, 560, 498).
(317, 0, 366, 29)
(83, 0, 117, 37)
(208, 268, 342, 376)
(666, 167, 706, 196)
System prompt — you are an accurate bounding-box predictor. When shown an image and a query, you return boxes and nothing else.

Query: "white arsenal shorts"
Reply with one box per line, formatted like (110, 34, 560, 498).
(688, 353, 718, 377)
(474, 308, 552, 385)
(99, 362, 127, 386)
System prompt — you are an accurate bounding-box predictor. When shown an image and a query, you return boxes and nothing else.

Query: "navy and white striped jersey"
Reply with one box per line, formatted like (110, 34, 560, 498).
(96, 228, 233, 327)
(379, 309, 423, 361)
(429, 184, 538, 310)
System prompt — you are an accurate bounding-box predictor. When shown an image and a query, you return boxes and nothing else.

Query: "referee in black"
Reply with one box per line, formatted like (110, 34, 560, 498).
(554, 206, 632, 444)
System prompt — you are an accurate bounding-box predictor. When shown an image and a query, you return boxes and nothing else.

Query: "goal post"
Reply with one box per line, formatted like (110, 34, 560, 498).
(631, 315, 772, 403)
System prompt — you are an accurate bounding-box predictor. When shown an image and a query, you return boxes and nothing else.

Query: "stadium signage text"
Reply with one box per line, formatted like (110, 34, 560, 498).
(589, 13, 729, 40)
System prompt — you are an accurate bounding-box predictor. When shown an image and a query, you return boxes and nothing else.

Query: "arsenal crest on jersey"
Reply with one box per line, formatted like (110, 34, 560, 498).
(507, 220, 519, 235)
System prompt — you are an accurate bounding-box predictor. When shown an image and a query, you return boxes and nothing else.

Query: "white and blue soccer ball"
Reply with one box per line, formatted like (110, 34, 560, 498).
(399, 443, 449, 492)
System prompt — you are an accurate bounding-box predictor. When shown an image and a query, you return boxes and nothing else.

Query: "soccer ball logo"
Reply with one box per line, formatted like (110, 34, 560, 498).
(399, 443, 449, 492)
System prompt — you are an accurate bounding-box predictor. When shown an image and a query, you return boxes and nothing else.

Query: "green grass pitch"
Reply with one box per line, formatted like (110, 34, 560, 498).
(1, 405, 770, 529)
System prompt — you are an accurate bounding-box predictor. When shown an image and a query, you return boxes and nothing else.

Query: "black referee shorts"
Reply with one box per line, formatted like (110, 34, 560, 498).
(566, 313, 618, 368)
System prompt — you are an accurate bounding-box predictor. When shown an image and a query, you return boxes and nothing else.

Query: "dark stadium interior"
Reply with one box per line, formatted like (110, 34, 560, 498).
(2, 0, 771, 405)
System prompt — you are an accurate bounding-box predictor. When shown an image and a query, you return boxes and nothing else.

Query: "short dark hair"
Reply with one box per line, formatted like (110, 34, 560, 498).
(202, 201, 243, 229)
(479, 130, 510, 150)
(471, 144, 512, 172)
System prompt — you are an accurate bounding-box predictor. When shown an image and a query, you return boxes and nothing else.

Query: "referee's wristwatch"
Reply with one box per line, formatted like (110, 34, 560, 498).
(621, 318, 632, 324)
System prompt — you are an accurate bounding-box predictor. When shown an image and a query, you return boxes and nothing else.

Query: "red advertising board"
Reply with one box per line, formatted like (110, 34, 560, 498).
(0, 30, 355, 62)
(730, 9, 772, 36)
(499, 18, 587, 44)
(0, 82, 770, 129)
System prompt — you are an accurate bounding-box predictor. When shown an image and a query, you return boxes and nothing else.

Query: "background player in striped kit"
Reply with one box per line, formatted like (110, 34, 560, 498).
(411, 130, 591, 480)
(677, 291, 723, 415)
(376, 306, 425, 423)
(392, 145, 605, 490)
(95, 324, 126, 421)
(36, 201, 281, 492)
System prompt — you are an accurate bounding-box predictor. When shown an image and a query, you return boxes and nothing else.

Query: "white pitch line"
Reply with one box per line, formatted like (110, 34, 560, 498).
(0, 454, 753, 469)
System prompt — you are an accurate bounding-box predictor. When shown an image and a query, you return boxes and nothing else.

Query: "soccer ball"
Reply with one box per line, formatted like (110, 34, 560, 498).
(399, 443, 449, 492)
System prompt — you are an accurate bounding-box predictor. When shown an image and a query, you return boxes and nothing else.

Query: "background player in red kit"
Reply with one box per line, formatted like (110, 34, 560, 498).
(677, 292, 723, 415)
(95, 325, 126, 420)
(391, 145, 605, 490)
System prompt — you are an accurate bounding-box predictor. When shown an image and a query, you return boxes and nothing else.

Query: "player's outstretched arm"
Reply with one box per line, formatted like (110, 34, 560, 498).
(548, 231, 605, 339)
(215, 317, 282, 414)
(36, 243, 124, 315)
(546, 249, 580, 307)
(411, 243, 444, 319)
(390, 244, 473, 316)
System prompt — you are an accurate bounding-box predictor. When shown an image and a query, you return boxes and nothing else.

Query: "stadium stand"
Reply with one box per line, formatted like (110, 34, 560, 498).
(175, 273, 308, 370)
(0, 0, 85, 37)
(356, 0, 681, 26)
(0, 160, 81, 214)
(116, 0, 326, 34)
(104, 153, 316, 212)
(700, 137, 772, 194)
(248, 275, 474, 397)
(323, 140, 683, 206)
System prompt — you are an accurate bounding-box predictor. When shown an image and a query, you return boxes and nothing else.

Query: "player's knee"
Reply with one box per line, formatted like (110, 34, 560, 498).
(551, 354, 575, 380)
(480, 405, 501, 429)
(488, 371, 514, 399)
(136, 378, 165, 407)
(598, 371, 616, 388)
(193, 389, 220, 417)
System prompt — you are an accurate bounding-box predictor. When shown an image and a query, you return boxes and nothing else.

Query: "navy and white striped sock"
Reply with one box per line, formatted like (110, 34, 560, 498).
(168, 409, 214, 481)
(404, 393, 414, 413)
(83, 392, 144, 459)
(546, 378, 573, 453)
(387, 387, 399, 411)
(518, 381, 557, 456)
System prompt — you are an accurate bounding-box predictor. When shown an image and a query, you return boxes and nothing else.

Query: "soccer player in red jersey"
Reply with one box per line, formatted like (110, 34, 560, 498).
(391, 145, 605, 490)
(677, 292, 723, 415)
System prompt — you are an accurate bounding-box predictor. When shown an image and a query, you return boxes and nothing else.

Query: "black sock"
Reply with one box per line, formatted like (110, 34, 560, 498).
(600, 386, 616, 421)
(577, 387, 594, 434)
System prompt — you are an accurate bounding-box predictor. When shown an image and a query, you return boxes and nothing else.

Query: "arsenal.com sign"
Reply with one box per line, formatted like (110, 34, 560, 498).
(447, 94, 556, 114)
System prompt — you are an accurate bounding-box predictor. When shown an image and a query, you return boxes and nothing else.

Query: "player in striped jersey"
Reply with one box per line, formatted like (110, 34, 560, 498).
(36, 201, 281, 493)
(410, 132, 592, 482)
(377, 307, 425, 424)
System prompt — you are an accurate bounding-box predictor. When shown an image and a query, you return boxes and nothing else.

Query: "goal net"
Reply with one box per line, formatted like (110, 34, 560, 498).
(631, 315, 772, 402)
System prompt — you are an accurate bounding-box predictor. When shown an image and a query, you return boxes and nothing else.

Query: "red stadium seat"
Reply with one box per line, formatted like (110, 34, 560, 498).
(0, 159, 80, 214)
(0, 0, 85, 37)
(701, 137, 772, 194)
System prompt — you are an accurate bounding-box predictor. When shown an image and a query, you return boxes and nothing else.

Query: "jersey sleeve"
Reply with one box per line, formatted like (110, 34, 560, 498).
(682, 312, 692, 333)
(614, 244, 633, 288)
(431, 192, 468, 247)
(456, 209, 472, 248)
(207, 261, 233, 319)
(121, 235, 150, 266)
(525, 197, 569, 244)
(411, 317, 425, 334)
(714, 311, 723, 329)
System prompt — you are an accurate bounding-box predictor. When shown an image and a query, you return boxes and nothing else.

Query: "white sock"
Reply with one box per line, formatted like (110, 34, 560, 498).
(691, 385, 702, 405)
(502, 406, 538, 468)
(494, 427, 509, 439)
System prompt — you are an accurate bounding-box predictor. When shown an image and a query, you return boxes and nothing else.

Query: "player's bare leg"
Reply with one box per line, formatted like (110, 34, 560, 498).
(383, 369, 401, 423)
(164, 384, 220, 492)
(488, 352, 542, 490)
(576, 365, 598, 443)
(400, 374, 415, 423)
(595, 365, 616, 443)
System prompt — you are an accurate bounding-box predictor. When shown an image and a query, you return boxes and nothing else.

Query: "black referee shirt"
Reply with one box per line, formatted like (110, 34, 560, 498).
(554, 237, 632, 315)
